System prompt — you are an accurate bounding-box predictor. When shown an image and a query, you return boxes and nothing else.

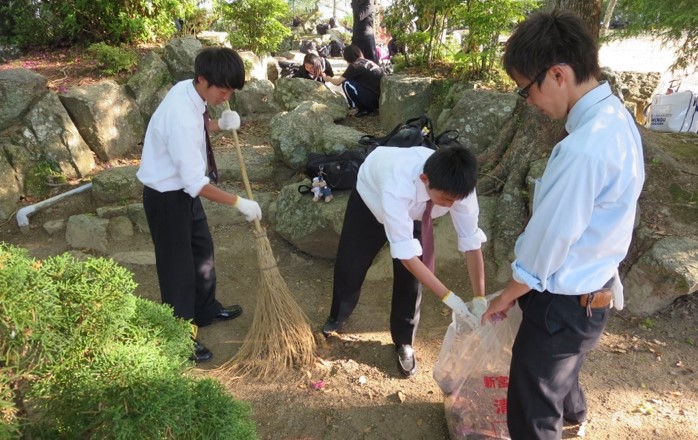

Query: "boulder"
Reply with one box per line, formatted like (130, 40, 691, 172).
(91, 165, 142, 204)
(0, 68, 47, 131)
(233, 79, 280, 116)
(59, 81, 145, 161)
(66, 214, 109, 253)
(163, 36, 202, 81)
(126, 51, 172, 122)
(273, 77, 348, 120)
(379, 75, 434, 131)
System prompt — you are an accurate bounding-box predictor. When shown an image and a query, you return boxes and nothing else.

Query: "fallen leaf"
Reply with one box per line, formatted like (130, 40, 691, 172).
(397, 391, 406, 403)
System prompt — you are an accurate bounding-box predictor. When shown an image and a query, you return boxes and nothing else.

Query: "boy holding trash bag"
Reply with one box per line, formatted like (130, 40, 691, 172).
(482, 10, 645, 439)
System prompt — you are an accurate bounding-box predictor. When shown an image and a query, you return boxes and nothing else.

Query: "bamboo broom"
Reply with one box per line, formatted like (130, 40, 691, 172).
(219, 128, 317, 379)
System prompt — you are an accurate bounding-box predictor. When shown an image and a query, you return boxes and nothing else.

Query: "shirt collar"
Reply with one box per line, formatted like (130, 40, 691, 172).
(186, 80, 207, 114)
(565, 81, 613, 133)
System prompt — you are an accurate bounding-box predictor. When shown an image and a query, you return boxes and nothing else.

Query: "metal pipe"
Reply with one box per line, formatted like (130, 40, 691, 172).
(16, 183, 93, 227)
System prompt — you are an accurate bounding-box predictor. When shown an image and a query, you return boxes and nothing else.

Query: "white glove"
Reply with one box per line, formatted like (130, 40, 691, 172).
(442, 291, 477, 327)
(234, 196, 262, 222)
(218, 110, 241, 131)
(470, 296, 488, 321)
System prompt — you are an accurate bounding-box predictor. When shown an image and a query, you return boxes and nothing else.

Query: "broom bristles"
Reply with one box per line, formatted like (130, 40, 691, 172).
(219, 228, 317, 379)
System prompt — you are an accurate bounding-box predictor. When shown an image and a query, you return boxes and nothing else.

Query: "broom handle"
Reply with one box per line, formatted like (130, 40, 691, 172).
(231, 129, 263, 233)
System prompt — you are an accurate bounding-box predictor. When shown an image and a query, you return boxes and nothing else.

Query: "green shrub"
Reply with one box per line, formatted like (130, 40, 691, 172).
(0, 243, 258, 439)
(214, 0, 292, 54)
(87, 42, 139, 75)
(0, 0, 200, 47)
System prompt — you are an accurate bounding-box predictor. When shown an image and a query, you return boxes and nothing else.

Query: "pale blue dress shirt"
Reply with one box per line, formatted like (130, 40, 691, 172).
(511, 81, 645, 309)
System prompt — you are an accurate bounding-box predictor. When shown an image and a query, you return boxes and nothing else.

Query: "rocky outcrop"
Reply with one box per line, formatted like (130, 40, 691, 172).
(0, 69, 47, 130)
(59, 81, 145, 161)
(270, 101, 365, 171)
(273, 77, 348, 120)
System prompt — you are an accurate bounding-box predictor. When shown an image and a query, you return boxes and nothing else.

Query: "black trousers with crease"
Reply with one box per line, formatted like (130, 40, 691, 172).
(507, 290, 609, 440)
(329, 189, 425, 346)
(142, 186, 222, 327)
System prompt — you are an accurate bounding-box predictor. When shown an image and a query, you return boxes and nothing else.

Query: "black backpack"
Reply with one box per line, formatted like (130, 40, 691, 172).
(358, 115, 437, 153)
(329, 40, 344, 57)
(299, 148, 368, 192)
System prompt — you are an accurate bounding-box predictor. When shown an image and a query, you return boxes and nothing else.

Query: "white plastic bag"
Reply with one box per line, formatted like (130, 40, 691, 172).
(647, 90, 698, 133)
(433, 298, 522, 440)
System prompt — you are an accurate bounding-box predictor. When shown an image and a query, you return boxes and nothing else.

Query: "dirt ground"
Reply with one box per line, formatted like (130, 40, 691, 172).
(2, 47, 697, 440)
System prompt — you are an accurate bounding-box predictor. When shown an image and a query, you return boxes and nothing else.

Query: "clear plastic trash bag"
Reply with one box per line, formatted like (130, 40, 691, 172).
(433, 297, 522, 440)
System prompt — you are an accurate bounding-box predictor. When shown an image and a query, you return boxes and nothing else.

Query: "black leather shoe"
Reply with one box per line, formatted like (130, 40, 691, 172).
(396, 344, 417, 377)
(190, 339, 212, 363)
(214, 305, 243, 321)
(322, 317, 343, 337)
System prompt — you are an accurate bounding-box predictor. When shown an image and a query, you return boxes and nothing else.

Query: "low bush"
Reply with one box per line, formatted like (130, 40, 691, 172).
(0, 243, 257, 439)
(87, 43, 139, 75)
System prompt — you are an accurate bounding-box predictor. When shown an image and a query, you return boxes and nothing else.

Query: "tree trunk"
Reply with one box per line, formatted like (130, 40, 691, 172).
(601, 0, 618, 36)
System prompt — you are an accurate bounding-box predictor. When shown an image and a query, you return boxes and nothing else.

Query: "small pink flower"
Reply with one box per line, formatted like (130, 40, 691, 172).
(311, 380, 326, 390)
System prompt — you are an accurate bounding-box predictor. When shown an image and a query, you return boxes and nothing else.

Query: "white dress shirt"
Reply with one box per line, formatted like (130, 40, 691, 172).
(137, 80, 211, 197)
(511, 81, 645, 309)
(356, 146, 487, 260)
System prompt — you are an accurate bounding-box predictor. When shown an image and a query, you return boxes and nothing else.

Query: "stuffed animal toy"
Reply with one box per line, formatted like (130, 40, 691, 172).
(311, 175, 333, 202)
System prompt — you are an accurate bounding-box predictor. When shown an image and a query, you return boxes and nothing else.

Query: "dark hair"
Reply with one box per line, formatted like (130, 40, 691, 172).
(303, 53, 324, 76)
(343, 44, 363, 63)
(503, 9, 600, 86)
(194, 47, 245, 90)
(423, 145, 478, 199)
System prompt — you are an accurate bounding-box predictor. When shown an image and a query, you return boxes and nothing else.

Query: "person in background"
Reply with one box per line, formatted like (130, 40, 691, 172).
(351, 0, 378, 63)
(293, 53, 334, 83)
(322, 145, 488, 378)
(322, 44, 385, 116)
(481, 10, 645, 439)
(137, 47, 262, 363)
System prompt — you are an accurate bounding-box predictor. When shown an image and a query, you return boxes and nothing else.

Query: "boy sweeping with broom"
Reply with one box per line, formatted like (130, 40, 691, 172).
(137, 47, 261, 363)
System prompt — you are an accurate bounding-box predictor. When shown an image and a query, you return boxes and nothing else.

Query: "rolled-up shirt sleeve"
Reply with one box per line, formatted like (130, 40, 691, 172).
(450, 191, 487, 252)
(382, 191, 423, 260)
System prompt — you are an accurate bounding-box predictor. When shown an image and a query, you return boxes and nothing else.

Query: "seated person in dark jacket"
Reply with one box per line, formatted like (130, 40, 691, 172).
(293, 53, 334, 83)
(322, 44, 385, 117)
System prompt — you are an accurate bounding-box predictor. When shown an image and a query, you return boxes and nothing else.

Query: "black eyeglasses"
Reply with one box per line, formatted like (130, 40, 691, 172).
(516, 67, 549, 99)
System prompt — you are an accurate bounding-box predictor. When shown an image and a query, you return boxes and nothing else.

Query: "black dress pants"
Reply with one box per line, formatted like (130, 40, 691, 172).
(143, 186, 221, 326)
(329, 189, 424, 346)
(507, 290, 609, 440)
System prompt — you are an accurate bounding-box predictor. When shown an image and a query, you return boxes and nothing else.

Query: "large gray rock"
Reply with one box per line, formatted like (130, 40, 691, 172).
(163, 36, 202, 81)
(24, 92, 95, 178)
(0, 153, 21, 221)
(126, 51, 172, 122)
(273, 181, 350, 259)
(379, 75, 434, 131)
(273, 77, 348, 120)
(59, 81, 145, 161)
(432, 88, 518, 154)
(66, 214, 109, 253)
(270, 102, 365, 171)
(91, 165, 142, 204)
(233, 79, 280, 116)
(0, 68, 47, 131)
(623, 237, 698, 315)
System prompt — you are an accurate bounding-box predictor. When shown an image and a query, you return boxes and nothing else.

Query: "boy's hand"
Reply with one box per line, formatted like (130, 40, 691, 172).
(470, 296, 488, 321)
(218, 110, 241, 131)
(442, 291, 477, 325)
(234, 196, 261, 222)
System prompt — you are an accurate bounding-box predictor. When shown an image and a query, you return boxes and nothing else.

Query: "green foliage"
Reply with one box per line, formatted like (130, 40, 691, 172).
(23, 160, 66, 198)
(0, 243, 257, 439)
(87, 42, 139, 75)
(384, 0, 539, 79)
(611, 0, 698, 71)
(215, 0, 292, 54)
(0, 0, 200, 47)
(640, 317, 655, 330)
